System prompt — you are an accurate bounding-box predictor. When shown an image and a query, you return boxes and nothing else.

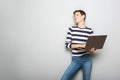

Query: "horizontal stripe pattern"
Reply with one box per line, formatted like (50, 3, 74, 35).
(65, 26, 93, 56)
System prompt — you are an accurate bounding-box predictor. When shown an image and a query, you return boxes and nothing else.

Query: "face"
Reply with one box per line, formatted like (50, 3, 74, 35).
(74, 12, 85, 24)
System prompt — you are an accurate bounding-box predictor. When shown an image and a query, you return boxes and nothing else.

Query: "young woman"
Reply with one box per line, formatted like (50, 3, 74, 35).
(61, 10, 95, 80)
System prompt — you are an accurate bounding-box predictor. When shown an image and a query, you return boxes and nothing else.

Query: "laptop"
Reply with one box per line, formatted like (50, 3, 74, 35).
(84, 35, 107, 50)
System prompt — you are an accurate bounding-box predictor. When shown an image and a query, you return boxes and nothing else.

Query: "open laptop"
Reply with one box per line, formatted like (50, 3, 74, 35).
(84, 35, 107, 50)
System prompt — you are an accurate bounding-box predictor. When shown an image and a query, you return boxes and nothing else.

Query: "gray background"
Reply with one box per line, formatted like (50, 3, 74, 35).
(0, 0, 120, 80)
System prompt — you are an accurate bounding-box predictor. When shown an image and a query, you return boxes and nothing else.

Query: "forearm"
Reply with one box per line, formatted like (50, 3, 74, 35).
(71, 44, 86, 49)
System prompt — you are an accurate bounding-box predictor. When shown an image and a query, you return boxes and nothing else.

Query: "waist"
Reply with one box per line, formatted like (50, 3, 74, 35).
(72, 51, 90, 57)
(72, 51, 88, 54)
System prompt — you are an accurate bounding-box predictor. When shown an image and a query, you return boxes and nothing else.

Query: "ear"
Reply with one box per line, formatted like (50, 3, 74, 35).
(82, 15, 85, 20)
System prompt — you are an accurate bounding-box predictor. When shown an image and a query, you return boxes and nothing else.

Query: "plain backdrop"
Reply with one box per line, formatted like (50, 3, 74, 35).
(0, 0, 120, 80)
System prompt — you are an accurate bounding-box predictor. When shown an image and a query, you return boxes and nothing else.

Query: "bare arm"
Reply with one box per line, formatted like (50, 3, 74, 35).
(71, 44, 96, 53)
(71, 44, 86, 49)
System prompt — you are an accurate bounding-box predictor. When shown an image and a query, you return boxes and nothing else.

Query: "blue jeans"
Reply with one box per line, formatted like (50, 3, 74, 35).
(61, 53, 92, 80)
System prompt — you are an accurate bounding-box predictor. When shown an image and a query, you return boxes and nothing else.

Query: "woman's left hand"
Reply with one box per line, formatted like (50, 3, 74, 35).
(89, 47, 96, 53)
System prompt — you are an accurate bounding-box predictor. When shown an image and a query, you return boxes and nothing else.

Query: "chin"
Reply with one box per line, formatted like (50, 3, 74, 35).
(75, 22, 79, 24)
(75, 20, 80, 23)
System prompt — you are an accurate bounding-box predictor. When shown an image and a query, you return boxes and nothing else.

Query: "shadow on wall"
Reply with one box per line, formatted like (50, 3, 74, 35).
(91, 51, 101, 60)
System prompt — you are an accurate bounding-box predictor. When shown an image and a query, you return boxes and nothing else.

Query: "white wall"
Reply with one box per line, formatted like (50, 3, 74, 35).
(0, 0, 120, 80)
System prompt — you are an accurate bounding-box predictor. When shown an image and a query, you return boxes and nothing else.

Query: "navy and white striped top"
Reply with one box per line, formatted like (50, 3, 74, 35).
(65, 26, 94, 56)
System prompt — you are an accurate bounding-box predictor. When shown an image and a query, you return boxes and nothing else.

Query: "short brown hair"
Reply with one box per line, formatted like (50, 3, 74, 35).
(73, 10, 86, 20)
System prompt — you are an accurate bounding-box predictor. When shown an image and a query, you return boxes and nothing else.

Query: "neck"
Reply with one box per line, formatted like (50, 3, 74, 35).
(77, 20, 86, 28)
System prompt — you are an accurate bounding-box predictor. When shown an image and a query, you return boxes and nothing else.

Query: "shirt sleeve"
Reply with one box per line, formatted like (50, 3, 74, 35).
(65, 27, 72, 49)
(89, 29, 94, 36)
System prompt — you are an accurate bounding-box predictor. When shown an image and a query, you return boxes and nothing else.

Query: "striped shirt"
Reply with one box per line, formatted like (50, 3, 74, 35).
(65, 26, 94, 56)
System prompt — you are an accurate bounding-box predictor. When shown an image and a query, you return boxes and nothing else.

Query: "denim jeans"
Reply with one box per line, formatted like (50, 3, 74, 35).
(61, 53, 92, 80)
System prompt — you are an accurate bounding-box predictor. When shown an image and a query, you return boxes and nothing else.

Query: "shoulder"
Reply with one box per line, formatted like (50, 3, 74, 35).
(70, 25, 78, 29)
(69, 26, 77, 29)
(86, 27, 92, 30)
(68, 26, 77, 31)
(71, 26, 77, 28)
(86, 27, 94, 32)
(86, 27, 94, 34)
